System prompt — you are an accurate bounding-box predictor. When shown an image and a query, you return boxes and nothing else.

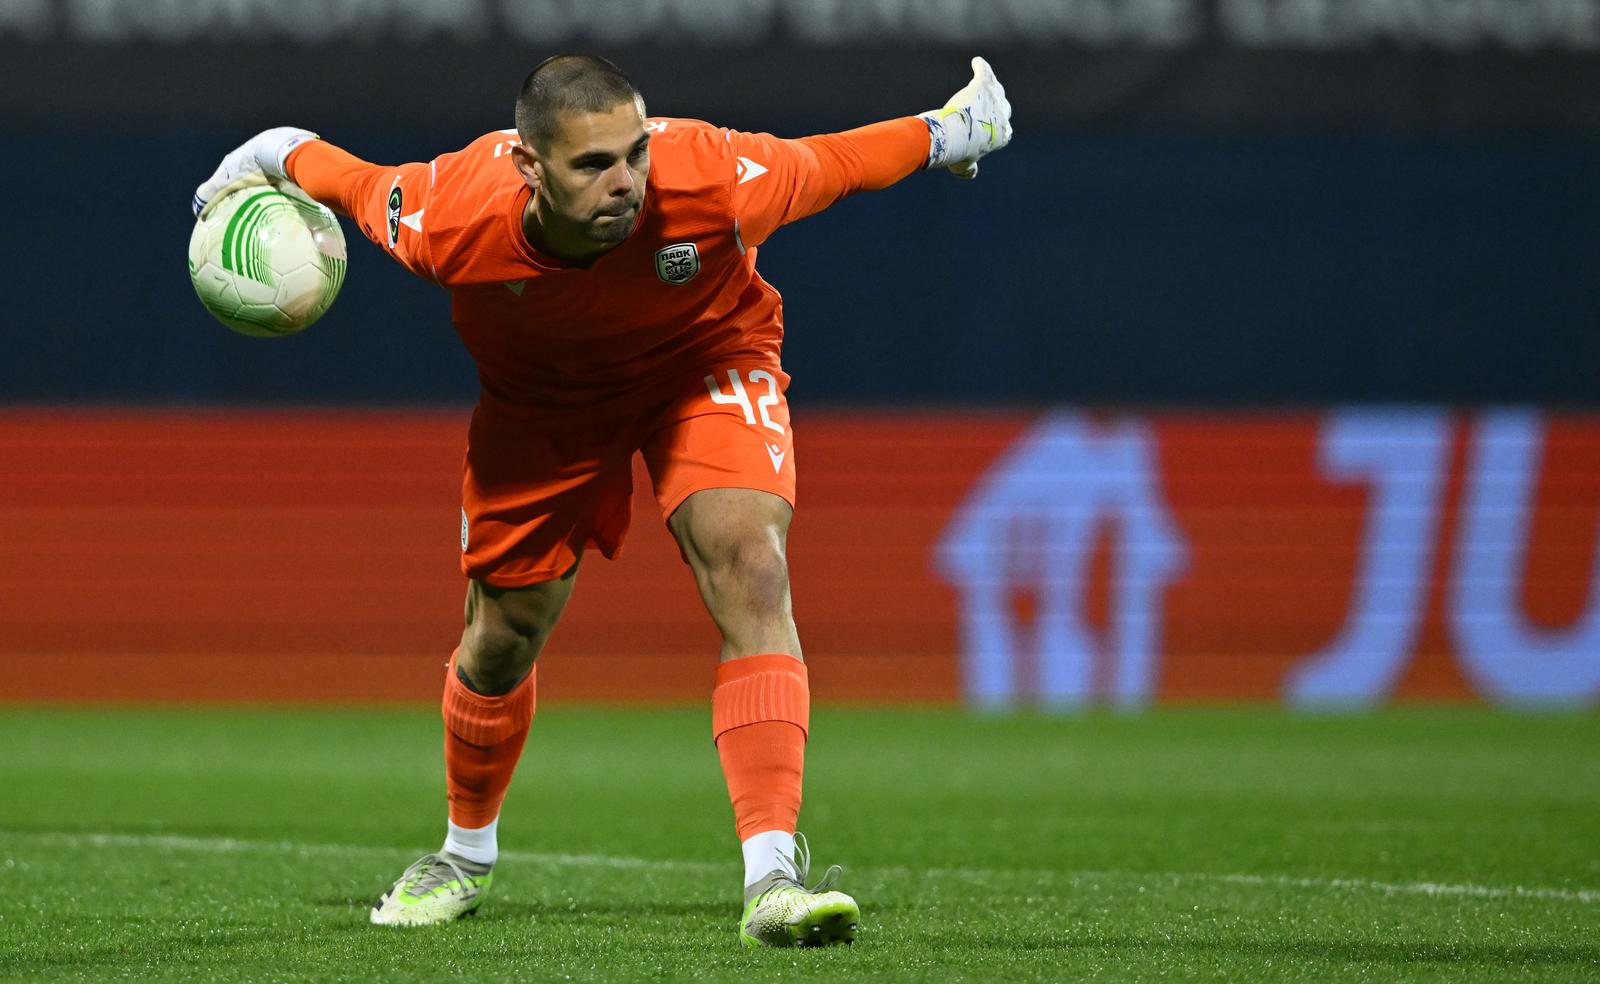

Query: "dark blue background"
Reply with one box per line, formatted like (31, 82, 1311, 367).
(7, 124, 1598, 405)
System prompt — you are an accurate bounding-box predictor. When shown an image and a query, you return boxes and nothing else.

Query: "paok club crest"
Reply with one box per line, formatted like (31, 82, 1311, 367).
(654, 242, 700, 285)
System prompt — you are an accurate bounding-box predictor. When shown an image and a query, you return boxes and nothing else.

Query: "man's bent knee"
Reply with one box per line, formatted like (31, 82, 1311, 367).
(458, 565, 578, 695)
(462, 623, 537, 695)
(701, 537, 790, 610)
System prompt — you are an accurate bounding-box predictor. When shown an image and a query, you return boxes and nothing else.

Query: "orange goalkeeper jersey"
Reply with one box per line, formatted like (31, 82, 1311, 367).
(287, 117, 929, 419)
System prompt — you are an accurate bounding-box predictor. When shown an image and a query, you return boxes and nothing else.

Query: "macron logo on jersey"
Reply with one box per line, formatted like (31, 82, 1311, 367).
(736, 157, 767, 185)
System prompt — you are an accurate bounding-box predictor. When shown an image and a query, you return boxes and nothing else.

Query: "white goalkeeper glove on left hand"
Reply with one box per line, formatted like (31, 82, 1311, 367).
(919, 57, 1013, 179)
(192, 126, 320, 216)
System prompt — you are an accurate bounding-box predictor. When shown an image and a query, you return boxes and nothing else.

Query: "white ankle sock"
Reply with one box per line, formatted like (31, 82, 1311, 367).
(442, 816, 499, 866)
(741, 829, 796, 888)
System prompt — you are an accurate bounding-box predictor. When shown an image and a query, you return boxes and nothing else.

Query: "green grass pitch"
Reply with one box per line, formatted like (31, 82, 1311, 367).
(2, 706, 1597, 981)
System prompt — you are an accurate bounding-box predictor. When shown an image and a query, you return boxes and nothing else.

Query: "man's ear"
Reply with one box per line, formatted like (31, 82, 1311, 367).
(510, 142, 543, 191)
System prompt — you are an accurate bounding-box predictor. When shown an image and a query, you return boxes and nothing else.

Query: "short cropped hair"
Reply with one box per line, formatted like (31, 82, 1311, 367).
(514, 54, 643, 150)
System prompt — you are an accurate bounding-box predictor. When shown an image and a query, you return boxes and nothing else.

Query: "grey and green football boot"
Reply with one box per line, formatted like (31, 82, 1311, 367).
(739, 833, 859, 948)
(370, 852, 493, 926)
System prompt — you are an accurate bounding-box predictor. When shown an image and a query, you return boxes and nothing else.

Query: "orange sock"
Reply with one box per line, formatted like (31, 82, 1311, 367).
(712, 653, 809, 841)
(441, 649, 536, 829)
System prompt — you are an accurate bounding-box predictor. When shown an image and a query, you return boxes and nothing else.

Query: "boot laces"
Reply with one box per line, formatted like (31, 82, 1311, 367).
(780, 832, 842, 895)
(400, 853, 473, 899)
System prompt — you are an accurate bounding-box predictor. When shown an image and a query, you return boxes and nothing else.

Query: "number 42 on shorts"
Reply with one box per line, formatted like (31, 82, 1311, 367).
(705, 369, 786, 436)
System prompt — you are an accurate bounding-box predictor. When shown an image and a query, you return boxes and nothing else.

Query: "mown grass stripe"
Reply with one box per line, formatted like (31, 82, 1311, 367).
(7, 829, 1596, 906)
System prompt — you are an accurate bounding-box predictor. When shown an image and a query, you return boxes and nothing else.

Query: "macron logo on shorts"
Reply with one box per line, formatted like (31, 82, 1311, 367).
(765, 442, 785, 473)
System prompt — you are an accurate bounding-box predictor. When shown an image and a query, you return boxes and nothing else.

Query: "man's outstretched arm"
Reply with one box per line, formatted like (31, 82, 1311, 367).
(284, 142, 438, 281)
(192, 130, 438, 283)
(282, 141, 394, 221)
(192, 127, 398, 222)
(731, 56, 1012, 248)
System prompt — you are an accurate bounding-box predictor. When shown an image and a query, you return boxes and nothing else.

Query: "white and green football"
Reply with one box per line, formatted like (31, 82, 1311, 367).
(188, 174, 346, 337)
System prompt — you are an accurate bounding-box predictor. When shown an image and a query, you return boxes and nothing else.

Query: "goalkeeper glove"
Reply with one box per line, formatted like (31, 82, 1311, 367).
(919, 57, 1012, 179)
(192, 126, 320, 216)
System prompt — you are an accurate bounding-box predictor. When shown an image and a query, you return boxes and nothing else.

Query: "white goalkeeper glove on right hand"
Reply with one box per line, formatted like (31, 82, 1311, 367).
(918, 57, 1013, 179)
(192, 126, 320, 216)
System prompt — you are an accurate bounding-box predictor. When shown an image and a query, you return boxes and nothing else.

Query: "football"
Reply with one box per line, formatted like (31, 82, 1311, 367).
(187, 174, 346, 337)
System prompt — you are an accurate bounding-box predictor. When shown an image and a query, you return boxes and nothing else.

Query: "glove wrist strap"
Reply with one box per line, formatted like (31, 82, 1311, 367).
(267, 132, 320, 180)
(918, 109, 975, 169)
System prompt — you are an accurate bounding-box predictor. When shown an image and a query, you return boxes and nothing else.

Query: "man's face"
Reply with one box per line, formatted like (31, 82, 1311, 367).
(520, 98, 650, 247)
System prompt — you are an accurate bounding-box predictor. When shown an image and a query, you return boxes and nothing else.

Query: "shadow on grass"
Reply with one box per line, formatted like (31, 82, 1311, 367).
(313, 895, 730, 921)
(15, 927, 286, 972)
(317, 895, 377, 909)
(490, 899, 729, 920)
(304, 896, 1599, 970)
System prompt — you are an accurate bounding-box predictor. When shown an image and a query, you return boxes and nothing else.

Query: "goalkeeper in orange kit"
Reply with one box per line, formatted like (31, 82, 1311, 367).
(192, 53, 1011, 947)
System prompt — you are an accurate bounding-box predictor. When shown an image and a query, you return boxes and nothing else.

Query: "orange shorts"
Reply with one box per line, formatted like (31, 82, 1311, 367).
(461, 364, 795, 587)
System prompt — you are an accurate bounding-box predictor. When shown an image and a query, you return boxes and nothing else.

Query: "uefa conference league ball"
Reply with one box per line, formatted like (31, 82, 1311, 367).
(188, 179, 347, 337)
